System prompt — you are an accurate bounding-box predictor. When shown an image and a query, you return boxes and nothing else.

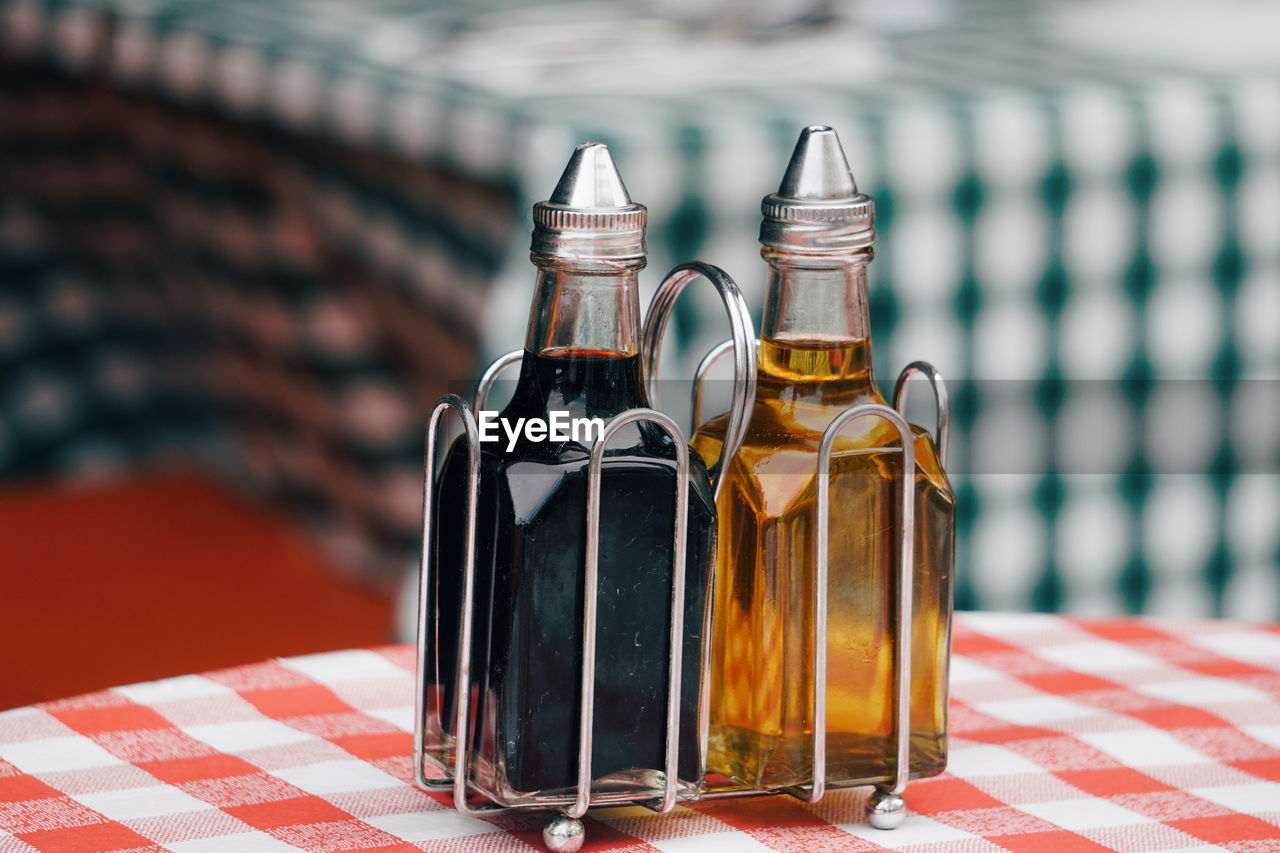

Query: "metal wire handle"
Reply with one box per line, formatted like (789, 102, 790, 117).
(413, 396, 484, 802)
(474, 349, 523, 411)
(414, 394, 523, 817)
(574, 408, 691, 817)
(795, 403, 915, 827)
(689, 338, 752, 432)
(641, 262, 757, 501)
(892, 361, 950, 469)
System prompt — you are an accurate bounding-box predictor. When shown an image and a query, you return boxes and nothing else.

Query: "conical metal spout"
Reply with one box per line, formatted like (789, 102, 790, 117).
(760, 125, 875, 253)
(776, 125, 860, 202)
(549, 142, 634, 209)
(533, 142, 647, 262)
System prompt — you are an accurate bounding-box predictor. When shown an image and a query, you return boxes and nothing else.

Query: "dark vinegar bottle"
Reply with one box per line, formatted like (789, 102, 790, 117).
(425, 143, 715, 807)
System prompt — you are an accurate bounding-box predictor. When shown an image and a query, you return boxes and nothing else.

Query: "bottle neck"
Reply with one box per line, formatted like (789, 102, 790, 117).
(524, 257, 643, 357)
(516, 256, 648, 417)
(758, 247, 881, 404)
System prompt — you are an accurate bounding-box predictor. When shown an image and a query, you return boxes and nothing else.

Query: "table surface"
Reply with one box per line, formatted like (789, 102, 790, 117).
(2, 613, 1278, 852)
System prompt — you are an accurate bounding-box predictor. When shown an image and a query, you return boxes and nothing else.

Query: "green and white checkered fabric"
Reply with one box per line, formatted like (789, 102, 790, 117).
(2, 0, 1277, 614)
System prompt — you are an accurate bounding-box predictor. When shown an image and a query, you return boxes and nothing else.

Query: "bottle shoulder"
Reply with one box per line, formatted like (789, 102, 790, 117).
(472, 430, 716, 525)
(693, 396, 953, 506)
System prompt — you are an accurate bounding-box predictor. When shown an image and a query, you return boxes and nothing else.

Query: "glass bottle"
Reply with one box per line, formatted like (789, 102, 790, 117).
(691, 127, 954, 791)
(425, 143, 715, 806)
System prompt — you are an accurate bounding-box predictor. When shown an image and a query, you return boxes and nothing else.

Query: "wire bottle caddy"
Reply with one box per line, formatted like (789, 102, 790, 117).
(412, 262, 952, 851)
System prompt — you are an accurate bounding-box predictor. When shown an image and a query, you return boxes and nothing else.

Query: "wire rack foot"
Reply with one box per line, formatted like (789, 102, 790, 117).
(866, 785, 907, 830)
(543, 814, 586, 852)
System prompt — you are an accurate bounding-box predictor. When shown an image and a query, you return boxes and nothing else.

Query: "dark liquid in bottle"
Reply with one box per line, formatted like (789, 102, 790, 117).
(430, 349, 715, 801)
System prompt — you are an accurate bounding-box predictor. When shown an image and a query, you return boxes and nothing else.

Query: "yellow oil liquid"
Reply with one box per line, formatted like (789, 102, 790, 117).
(692, 336, 954, 790)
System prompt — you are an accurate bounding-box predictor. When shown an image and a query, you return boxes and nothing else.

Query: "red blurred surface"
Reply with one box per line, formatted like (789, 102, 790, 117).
(0, 471, 395, 709)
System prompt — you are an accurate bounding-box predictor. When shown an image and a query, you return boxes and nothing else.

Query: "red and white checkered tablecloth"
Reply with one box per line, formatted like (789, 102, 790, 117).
(2, 614, 1279, 852)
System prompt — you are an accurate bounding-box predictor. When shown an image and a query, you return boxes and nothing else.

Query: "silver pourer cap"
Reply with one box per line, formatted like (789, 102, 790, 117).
(759, 125, 875, 253)
(531, 142, 647, 262)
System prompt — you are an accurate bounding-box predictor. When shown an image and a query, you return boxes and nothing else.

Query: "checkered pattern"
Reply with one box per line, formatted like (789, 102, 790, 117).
(1, 614, 1277, 852)
(1, 0, 1279, 608)
(0, 45, 512, 586)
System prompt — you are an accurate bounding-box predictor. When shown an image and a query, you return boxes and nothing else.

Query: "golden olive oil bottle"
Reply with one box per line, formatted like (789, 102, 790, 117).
(692, 126, 954, 791)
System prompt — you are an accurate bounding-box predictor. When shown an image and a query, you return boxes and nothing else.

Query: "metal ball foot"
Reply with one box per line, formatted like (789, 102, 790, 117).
(866, 786, 906, 830)
(543, 814, 585, 852)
